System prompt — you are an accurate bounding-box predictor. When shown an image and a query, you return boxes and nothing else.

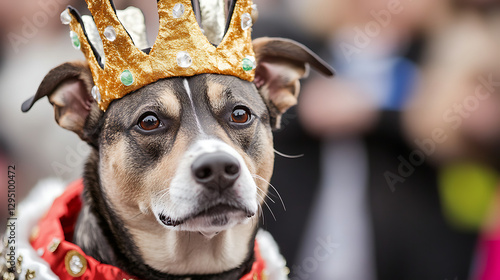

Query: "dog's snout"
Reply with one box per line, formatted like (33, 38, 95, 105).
(192, 152, 241, 191)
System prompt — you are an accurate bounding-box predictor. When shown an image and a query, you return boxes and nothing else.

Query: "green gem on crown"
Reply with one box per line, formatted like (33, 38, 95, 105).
(242, 56, 256, 72)
(70, 31, 80, 50)
(120, 70, 134, 86)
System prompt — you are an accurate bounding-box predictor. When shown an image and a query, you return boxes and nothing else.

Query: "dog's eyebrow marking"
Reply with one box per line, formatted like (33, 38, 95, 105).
(159, 89, 181, 118)
(183, 78, 205, 134)
(206, 81, 226, 112)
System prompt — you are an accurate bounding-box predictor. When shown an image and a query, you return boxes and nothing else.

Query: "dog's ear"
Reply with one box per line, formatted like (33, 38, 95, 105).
(253, 37, 334, 129)
(21, 61, 95, 139)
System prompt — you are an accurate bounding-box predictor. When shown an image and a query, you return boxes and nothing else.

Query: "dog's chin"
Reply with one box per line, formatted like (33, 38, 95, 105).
(156, 205, 255, 237)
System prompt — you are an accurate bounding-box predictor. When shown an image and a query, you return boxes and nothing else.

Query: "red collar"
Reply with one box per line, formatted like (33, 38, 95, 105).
(30, 179, 266, 280)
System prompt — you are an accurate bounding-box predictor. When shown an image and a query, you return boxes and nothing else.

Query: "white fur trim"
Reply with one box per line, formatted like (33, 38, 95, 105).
(15, 178, 66, 280)
(256, 230, 289, 280)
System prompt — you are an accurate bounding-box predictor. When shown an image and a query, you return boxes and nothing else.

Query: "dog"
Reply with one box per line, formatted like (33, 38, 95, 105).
(5, 1, 333, 280)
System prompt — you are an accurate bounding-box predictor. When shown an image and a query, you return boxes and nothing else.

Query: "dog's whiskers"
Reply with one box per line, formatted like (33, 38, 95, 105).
(124, 212, 145, 221)
(274, 149, 304, 159)
(262, 198, 277, 221)
(254, 192, 265, 223)
(257, 199, 265, 225)
(158, 189, 171, 201)
(154, 178, 174, 201)
(256, 185, 275, 204)
(255, 192, 276, 221)
(252, 174, 286, 211)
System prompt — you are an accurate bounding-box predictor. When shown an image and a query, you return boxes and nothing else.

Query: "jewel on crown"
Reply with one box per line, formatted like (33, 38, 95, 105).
(65, 0, 256, 111)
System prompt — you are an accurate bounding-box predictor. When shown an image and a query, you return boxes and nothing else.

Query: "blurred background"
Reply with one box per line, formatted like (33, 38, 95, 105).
(2, 0, 500, 279)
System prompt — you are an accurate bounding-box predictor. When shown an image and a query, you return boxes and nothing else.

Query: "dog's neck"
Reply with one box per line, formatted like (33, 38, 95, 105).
(73, 150, 258, 280)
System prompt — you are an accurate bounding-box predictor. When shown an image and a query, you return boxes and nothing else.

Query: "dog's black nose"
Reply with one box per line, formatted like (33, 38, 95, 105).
(192, 152, 241, 192)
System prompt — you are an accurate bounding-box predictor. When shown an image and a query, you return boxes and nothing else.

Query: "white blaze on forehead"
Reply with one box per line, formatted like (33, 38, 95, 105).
(183, 78, 205, 134)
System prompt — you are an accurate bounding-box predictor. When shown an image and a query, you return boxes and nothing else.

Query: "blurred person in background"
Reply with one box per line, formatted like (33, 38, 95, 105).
(289, 0, 477, 279)
(251, 0, 330, 268)
(403, 1, 500, 279)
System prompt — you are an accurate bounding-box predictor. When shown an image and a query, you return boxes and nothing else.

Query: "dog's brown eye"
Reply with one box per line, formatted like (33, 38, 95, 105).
(139, 114, 160, 130)
(231, 107, 251, 124)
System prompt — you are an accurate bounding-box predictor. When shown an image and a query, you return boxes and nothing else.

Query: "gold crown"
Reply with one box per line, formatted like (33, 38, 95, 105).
(63, 0, 256, 111)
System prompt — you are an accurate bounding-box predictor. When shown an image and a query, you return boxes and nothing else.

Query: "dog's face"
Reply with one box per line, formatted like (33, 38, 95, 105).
(23, 37, 333, 275)
(100, 74, 274, 236)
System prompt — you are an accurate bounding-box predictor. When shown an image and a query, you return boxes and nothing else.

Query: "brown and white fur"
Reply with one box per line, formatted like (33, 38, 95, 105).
(23, 37, 333, 280)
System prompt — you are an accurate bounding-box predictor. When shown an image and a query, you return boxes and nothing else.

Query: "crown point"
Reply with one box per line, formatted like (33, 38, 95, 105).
(104, 26, 117, 41)
(91, 86, 101, 102)
(172, 3, 186, 19)
(60, 10, 71, 25)
(241, 13, 252, 30)
(120, 70, 134, 86)
(242, 56, 256, 71)
(70, 31, 81, 50)
(177, 51, 192, 68)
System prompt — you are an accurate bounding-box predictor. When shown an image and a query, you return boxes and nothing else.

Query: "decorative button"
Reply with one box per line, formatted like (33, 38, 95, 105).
(91, 86, 101, 102)
(241, 13, 252, 30)
(47, 238, 61, 253)
(120, 70, 134, 86)
(242, 56, 256, 71)
(177, 51, 192, 68)
(69, 256, 82, 274)
(70, 31, 80, 50)
(60, 10, 71, 25)
(172, 3, 185, 18)
(16, 255, 23, 274)
(25, 269, 36, 279)
(104, 26, 117, 41)
(64, 250, 87, 277)
(3, 272, 15, 280)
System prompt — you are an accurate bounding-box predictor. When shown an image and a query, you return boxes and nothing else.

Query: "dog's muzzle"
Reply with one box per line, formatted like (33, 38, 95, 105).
(153, 139, 258, 233)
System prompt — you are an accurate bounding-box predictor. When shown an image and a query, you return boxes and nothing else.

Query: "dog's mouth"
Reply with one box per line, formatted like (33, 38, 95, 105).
(158, 204, 255, 228)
